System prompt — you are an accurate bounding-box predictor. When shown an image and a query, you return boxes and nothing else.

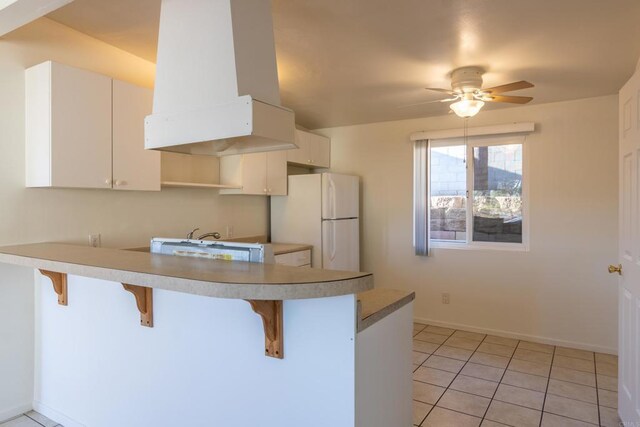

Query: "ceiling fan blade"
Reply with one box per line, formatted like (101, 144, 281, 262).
(425, 87, 456, 95)
(485, 95, 533, 104)
(483, 81, 534, 94)
(397, 97, 458, 108)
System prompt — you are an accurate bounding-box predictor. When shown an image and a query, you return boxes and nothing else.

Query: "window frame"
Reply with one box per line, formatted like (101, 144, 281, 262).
(429, 134, 530, 252)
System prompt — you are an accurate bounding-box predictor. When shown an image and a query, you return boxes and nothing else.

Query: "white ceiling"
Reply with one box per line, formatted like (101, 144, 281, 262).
(47, 0, 640, 129)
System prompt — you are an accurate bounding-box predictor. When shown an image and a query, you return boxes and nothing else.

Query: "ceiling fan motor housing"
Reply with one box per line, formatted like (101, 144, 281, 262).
(451, 66, 484, 93)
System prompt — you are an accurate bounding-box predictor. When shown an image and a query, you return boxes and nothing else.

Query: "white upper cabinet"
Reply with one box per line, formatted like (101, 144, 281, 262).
(26, 61, 112, 189)
(287, 129, 331, 169)
(112, 80, 160, 191)
(26, 61, 160, 191)
(219, 150, 287, 196)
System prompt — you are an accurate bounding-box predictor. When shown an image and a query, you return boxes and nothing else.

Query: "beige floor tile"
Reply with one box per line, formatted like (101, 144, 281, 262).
(444, 336, 481, 351)
(596, 362, 617, 377)
(414, 366, 457, 387)
(480, 420, 510, 427)
(451, 330, 486, 342)
(484, 335, 519, 348)
(599, 405, 621, 427)
(469, 352, 510, 369)
(0, 416, 44, 427)
(413, 400, 433, 426)
(518, 341, 555, 354)
(485, 400, 542, 427)
(547, 379, 597, 404)
(508, 358, 552, 377)
(415, 331, 448, 344)
(598, 388, 617, 409)
(414, 364, 421, 372)
(424, 355, 465, 373)
(595, 353, 617, 366)
(494, 383, 545, 410)
(413, 380, 446, 405)
(541, 412, 597, 427)
(24, 412, 58, 427)
(477, 342, 516, 357)
(450, 374, 499, 398)
(414, 351, 429, 365)
(553, 355, 595, 373)
(414, 322, 427, 330)
(513, 348, 554, 365)
(501, 370, 549, 392)
(422, 406, 481, 427)
(437, 389, 491, 417)
(461, 362, 505, 382)
(425, 325, 455, 336)
(555, 347, 594, 361)
(596, 374, 617, 391)
(434, 345, 473, 361)
(414, 340, 440, 354)
(550, 366, 596, 387)
(543, 394, 599, 424)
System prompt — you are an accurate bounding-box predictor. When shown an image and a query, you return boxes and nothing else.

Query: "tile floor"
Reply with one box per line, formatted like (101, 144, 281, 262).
(0, 411, 61, 427)
(413, 323, 620, 427)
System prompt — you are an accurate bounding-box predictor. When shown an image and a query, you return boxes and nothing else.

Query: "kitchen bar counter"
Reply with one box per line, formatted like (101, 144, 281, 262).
(0, 243, 372, 300)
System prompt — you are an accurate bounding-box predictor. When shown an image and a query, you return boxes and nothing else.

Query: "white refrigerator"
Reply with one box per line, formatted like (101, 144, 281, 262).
(271, 173, 360, 271)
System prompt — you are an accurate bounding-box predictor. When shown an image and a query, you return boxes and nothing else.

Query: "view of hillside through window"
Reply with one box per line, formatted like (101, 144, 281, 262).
(430, 143, 523, 244)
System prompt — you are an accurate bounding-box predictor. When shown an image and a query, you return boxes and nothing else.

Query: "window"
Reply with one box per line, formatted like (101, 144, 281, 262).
(429, 135, 527, 250)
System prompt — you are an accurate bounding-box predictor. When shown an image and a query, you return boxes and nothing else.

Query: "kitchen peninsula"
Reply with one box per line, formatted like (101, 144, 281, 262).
(0, 243, 413, 427)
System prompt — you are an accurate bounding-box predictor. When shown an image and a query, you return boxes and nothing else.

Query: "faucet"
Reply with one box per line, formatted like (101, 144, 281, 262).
(186, 228, 200, 240)
(196, 231, 222, 240)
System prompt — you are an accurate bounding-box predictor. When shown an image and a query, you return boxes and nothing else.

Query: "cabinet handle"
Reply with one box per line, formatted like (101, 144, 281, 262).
(268, 188, 272, 193)
(307, 159, 312, 163)
(263, 188, 268, 193)
(105, 179, 112, 186)
(115, 180, 127, 186)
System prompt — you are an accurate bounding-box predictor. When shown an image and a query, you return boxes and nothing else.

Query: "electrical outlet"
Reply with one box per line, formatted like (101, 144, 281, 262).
(89, 234, 101, 248)
(226, 225, 234, 238)
(442, 293, 450, 304)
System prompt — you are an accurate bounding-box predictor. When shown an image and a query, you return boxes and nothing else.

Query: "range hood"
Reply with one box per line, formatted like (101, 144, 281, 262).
(144, 0, 296, 157)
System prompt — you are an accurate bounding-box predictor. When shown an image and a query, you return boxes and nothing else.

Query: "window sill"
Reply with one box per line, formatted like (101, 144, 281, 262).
(429, 241, 529, 252)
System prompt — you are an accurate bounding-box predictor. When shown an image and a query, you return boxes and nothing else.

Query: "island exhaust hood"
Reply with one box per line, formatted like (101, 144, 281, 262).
(144, 0, 296, 156)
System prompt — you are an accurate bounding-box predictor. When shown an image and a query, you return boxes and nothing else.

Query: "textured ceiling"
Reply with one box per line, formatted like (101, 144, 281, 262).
(48, 0, 640, 129)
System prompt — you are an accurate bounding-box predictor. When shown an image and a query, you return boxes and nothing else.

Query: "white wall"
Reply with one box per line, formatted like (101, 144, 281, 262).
(319, 95, 619, 353)
(35, 276, 356, 427)
(0, 18, 268, 419)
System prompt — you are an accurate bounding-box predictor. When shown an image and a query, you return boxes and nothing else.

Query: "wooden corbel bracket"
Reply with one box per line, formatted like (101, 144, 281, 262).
(38, 270, 67, 305)
(122, 284, 153, 327)
(245, 300, 283, 359)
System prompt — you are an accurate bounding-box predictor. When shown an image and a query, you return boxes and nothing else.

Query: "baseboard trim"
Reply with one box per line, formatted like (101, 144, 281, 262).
(0, 403, 32, 423)
(33, 401, 85, 427)
(414, 316, 618, 355)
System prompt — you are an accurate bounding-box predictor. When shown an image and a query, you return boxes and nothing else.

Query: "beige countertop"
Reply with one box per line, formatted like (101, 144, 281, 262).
(0, 243, 372, 300)
(357, 288, 415, 332)
(272, 243, 313, 255)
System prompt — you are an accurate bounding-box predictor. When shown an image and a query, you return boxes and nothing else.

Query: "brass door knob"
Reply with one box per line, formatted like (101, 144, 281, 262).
(608, 264, 622, 275)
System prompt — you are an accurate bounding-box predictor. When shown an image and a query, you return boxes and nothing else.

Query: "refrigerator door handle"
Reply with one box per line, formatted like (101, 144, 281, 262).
(328, 176, 336, 219)
(329, 221, 337, 261)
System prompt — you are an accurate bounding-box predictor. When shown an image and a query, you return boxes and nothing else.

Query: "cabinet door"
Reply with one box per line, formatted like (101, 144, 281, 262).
(241, 152, 268, 195)
(50, 62, 112, 188)
(287, 129, 311, 165)
(266, 150, 287, 195)
(311, 133, 331, 168)
(112, 80, 160, 191)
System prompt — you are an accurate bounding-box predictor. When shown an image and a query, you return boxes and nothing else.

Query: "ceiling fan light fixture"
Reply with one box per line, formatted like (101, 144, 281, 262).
(450, 99, 485, 118)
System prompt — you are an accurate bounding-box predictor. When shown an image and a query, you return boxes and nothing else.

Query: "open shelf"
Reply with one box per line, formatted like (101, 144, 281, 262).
(161, 181, 242, 190)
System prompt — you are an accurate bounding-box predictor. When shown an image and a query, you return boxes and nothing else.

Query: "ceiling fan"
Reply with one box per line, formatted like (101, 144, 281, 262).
(407, 66, 534, 118)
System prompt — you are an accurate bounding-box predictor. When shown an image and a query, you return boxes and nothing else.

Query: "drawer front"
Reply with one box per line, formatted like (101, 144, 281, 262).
(275, 249, 311, 267)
